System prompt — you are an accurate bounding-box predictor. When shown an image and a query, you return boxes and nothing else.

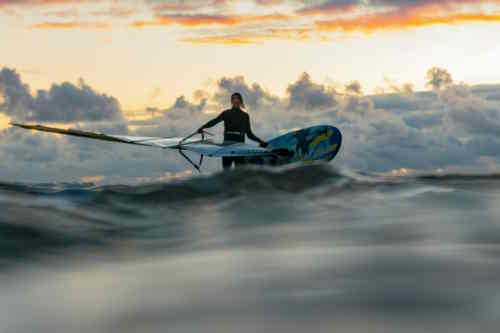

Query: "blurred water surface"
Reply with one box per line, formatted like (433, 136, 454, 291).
(1, 165, 500, 332)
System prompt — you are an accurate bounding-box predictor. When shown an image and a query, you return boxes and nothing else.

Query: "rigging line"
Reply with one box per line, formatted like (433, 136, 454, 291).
(178, 149, 202, 172)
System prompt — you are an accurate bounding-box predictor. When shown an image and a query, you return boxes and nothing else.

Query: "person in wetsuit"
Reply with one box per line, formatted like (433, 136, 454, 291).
(197, 92, 268, 169)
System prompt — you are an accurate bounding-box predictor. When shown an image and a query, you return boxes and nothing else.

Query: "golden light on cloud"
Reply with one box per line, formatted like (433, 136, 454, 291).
(0, 113, 10, 131)
(392, 168, 410, 176)
(182, 27, 316, 45)
(80, 175, 105, 183)
(316, 12, 500, 34)
(182, 35, 262, 45)
(131, 170, 193, 184)
(6, 0, 500, 44)
(3, 0, 500, 112)
(132, 13, 290, 28)
(31, 21, 112, 29)
(126, 1, 500, 44)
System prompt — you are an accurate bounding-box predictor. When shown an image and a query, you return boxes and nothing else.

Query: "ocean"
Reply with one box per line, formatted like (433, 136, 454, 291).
(1, 164, 500, 332)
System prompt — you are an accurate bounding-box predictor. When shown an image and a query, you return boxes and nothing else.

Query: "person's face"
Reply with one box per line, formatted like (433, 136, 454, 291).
(231, 95, 242, 108)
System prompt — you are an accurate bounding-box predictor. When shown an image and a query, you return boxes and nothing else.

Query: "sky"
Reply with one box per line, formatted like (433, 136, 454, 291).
(2, 0, 500, 183)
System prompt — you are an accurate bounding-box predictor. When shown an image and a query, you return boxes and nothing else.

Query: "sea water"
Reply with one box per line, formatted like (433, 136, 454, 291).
(1, 165, 500, 332)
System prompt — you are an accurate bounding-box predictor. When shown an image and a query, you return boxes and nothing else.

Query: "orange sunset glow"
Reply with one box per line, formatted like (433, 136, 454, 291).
(1, 0, 500, 113)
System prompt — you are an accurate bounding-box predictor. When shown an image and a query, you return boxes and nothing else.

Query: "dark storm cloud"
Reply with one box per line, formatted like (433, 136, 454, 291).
(0, 67, 124, 123)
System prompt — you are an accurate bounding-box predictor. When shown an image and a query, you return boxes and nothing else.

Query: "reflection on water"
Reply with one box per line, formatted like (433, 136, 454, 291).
(1, 165, 500, 332)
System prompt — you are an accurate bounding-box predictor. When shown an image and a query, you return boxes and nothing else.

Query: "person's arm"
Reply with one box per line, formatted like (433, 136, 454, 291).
(197, 111, 225, 133)
(245, 115, 268, 147)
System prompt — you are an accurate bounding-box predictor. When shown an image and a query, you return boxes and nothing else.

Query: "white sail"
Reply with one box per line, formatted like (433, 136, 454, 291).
(11, 123, 272, 156)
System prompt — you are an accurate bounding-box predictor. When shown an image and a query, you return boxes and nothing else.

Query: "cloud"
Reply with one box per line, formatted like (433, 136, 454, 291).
(31, 21, 112, 29)
(0, 67, 124, 123)
(255, 0, 283, 5)
(151, 2, 199, 12)
(0, 0, 102, 10)
(181, 27, 315, 45)
(42, 8, 79, 18)
(441, 84, 500, 137)
(315, 12, 500, 34)
(296, 0, 359, 15)
(287, 72, 338, 110)
(129, 70, 468, 174)
(144, 0, 500, 44)
(4, 66, 500, 182)
(403, 112, 443, 129)
(131, 13, 290, 28)
(300, 0, 500, 36)
(0, 0, 82, 6)
(89, 6, 136, 18)
(214, 76, 281, 109)
(371, 91, 437, 113)
(6, 0, 500, 44)
(150, 0, 236, 13)
(129, 95, 210, 138)
(426, 67, 453, 91)
(345, 81, 362, 95)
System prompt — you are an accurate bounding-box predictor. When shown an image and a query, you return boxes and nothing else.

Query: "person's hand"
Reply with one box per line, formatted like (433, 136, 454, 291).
(260, 141, 269, 148)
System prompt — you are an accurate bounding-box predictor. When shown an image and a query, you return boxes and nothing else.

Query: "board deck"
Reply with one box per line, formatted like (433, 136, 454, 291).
(246, 125, 342, 166)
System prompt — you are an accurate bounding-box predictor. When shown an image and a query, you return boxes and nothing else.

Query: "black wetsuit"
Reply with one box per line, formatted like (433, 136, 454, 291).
(199, 107, 266, 169)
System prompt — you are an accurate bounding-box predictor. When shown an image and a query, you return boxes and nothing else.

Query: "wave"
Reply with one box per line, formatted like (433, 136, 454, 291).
(0, 164, 354, 201)
(0, 165, 366, 265)
(3, 165, 500, 333)
(2, 164, 500, 267)
(2, 165, 500, 200)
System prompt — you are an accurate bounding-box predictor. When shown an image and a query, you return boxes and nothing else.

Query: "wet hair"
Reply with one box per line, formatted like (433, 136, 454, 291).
(231, 92, 245, 109)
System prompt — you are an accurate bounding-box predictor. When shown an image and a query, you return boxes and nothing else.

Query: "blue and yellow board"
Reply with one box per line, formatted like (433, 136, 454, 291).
(247, 125, 342, 166)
